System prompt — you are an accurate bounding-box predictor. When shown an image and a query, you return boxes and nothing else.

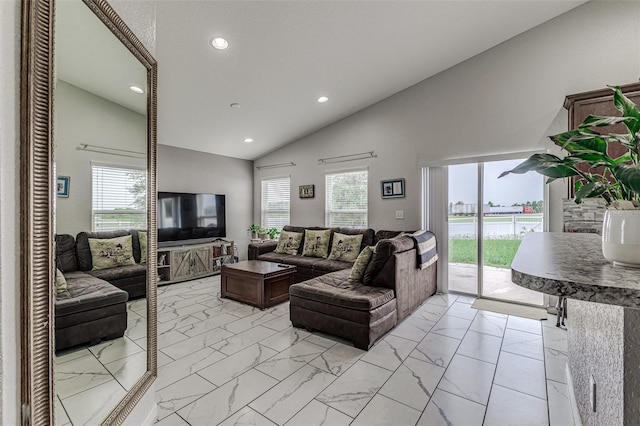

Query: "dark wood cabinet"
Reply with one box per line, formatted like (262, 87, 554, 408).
(564, 82, 640, 197)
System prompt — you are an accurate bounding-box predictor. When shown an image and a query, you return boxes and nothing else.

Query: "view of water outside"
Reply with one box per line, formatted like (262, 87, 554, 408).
(448, 159, 545, 305)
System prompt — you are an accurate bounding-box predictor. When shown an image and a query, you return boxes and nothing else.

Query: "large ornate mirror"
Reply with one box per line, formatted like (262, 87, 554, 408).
(21, 0, 157, 424)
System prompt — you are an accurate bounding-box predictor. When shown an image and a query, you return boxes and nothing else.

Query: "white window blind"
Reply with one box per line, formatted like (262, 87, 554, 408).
(261, 176, 290, 230)
(92, 164, 147, 231)
(325, 169, 368, 228)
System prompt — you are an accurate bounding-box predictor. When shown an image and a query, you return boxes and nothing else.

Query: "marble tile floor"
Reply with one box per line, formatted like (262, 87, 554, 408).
(55, 298, 149, 426)
(448, 263, 545, 306)
(150, 275, 573, 426)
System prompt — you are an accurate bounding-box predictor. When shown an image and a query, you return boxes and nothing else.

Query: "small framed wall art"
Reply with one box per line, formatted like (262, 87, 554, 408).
(299, 184, 315, 199)
(57, 176, 70, 198)
(381, 178, 405, 199)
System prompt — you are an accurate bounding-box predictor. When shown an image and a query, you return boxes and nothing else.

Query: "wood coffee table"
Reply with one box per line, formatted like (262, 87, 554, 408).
(221, 260, 297, 309)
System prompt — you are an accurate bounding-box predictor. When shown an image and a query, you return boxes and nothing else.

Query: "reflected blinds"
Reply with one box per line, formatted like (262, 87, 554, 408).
(92, 164, 147, 231)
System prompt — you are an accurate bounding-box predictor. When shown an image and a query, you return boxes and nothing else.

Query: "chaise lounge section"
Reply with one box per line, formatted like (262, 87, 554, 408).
(289, 232, 437, 349)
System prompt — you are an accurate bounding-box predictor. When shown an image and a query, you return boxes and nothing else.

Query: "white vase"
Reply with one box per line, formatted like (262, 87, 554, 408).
(602, 209, 640, 268)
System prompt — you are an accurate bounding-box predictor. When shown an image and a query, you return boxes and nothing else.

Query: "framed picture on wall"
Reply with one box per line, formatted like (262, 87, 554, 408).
(57, 176, 70, 198)
(381, 178, 404, 199)
(299, 184, 315, 199)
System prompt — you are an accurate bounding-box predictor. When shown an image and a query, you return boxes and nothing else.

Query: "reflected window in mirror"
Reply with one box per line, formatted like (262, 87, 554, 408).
(91, 164, 147, 231)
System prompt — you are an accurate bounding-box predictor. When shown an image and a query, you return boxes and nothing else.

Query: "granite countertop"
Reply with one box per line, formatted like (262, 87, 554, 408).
(511, 232, 640, 309)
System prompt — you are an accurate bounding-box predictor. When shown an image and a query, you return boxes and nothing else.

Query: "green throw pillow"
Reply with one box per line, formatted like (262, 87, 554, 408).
(88, 235, 136, 271)
(138, 231, 147, 264)
(274, 230, 303, 255)
(301, 229, 332, 258)
(55, 268, 68, 293)
(348, 246, 374, 283)
(328, 233, 363, 263)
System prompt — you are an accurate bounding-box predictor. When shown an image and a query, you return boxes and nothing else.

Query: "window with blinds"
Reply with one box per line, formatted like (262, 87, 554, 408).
(92, 164, 147, 231)
(325, 169, 368, 228)
(261, 176, 290, 230)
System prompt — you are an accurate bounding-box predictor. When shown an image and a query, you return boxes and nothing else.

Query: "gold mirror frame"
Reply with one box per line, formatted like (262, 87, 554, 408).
(20, 0, 158, 424)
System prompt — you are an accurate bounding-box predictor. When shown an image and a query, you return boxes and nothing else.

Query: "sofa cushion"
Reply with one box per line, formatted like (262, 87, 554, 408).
(138, 230, 148, 263)
(88, 264, 147, 282)
(334, 227, 375, 251)
(88, 235, 137, 270)
(349, 246, 374, 283)
(283, 226, 336, 255)
(55, 234, 78, 272)
(364, 235, 415, 286)
(302, 229, 332, 258)
(374, 230, 416, 244)
(274, 230, 303, 255)
(77, 230, 133, 271)
(289, 269, 395, 311)
(328, 233, 363, 263)
(312, 258, 354, 274)
(257, 252, 296, 264)
(55, 271, 129, 316)
(56, 269, 68, 293)
(129, 229, 143, 264)
(259, 252, 324, 268)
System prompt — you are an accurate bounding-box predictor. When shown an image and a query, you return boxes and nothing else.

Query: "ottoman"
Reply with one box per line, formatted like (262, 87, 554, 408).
(289, 269, 397, 350)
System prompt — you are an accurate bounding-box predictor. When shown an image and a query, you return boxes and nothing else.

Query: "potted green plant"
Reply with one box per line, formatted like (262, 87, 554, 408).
(247, 224, 264, 240)
(500, 85, 640, 266)
(265, 227, 281, 240)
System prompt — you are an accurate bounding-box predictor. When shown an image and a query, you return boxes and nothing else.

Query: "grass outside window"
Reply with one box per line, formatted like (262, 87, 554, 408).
(449, 238, 522, 269)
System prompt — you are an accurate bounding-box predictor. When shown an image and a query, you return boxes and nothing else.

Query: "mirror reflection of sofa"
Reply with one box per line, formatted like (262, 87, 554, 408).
(54, 230, 147, 351)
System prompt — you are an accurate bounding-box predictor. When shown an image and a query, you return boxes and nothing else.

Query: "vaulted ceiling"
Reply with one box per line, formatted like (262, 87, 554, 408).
(64, 1, 587, 161)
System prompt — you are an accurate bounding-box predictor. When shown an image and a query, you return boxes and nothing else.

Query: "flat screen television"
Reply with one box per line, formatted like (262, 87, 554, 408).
(157, 192, 226, 244)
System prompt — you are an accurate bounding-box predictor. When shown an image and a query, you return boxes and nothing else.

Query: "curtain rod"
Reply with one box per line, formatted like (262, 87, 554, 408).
(318, 151, 376, 165)
(255, 162, 296, 170)
(76, 143, 146, 159)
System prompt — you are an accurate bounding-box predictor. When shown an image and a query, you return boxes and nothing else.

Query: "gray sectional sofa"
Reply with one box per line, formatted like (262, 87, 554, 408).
(248, 225, 375, 282)
(54, 230, 147, 351)
(249, 226, 438, 349)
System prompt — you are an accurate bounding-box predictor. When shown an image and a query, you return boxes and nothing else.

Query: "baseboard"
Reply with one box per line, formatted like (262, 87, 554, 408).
(566, 364, 582, 426)
(142, 403, 158, 426)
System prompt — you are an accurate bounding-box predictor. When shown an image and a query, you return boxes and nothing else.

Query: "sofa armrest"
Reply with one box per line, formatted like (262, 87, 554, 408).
(248, 241, 278, 260)
(370, 250, 437, 321)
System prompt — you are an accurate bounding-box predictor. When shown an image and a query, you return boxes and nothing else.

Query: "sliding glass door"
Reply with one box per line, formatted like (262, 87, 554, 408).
(446, 158, 545, 306)
(448, 163, 479, 296)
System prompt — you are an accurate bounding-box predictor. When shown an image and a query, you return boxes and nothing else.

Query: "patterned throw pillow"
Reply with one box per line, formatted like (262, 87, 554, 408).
(138, 231, 147, 264)
(328, 233, 363, 263)
(55, 268, 68, 293)
(348, 246, 374, 283)
(88, 235, 136, 271)
(274, 230, 303, 255)
(301, 229, 332, 258)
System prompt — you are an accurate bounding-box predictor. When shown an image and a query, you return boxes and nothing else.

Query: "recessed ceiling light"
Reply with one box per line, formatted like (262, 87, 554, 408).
(211, 37, 229, 50)
(230, 103, 241, 109)
(317, 96, 329, 103)
(244, 138, 254, 143)
(129, 85, 144, 94)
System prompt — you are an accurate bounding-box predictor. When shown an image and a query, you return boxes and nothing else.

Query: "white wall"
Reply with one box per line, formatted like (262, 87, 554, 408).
(157, 145, 254, 261)
(254, 1, 640, 234)
(0, 0, 21, 423)
(55, 79, 147, 237)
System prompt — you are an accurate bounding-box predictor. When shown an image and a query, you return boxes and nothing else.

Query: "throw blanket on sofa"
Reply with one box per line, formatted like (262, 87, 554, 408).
(410, 230, 438, 269)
